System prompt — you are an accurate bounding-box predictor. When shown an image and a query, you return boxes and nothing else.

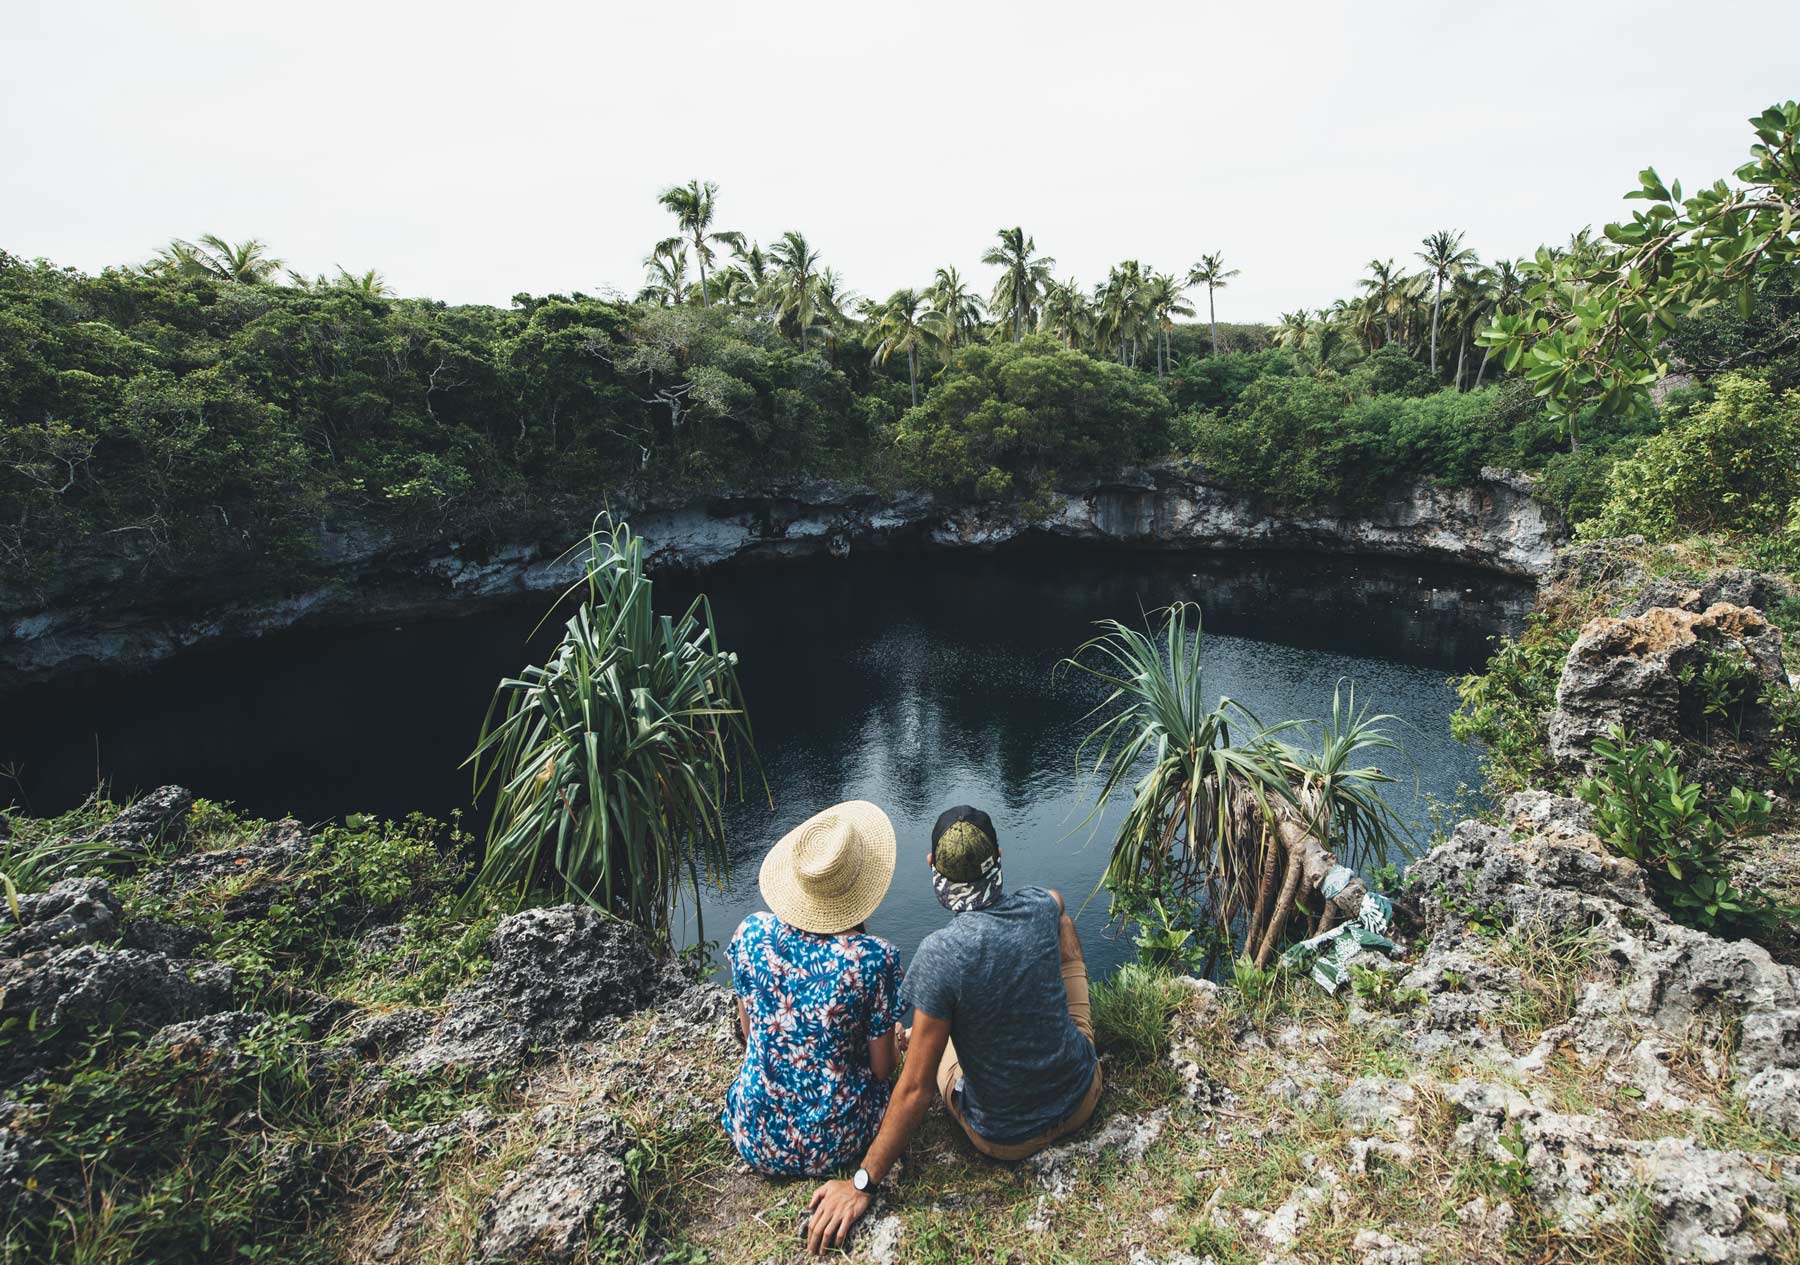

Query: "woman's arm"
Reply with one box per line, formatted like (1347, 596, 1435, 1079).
(868, 1028, 897, 1082)
(736, 996, 750, 1045)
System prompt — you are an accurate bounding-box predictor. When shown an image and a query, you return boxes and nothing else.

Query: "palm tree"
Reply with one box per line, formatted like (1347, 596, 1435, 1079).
(469, 518, 758, 935)
(332, 267, 393, 296)
(1066, 604, 1405, 968)
(982, 227, 1056, 343)
(638, 240, 691, 306)
(1472, 259, 1526, 389)
(768, 231, 826, 352)
(149, 234, 285, 284)
(1273, 309, 1310, 351)
(1094, 261, 1152, 367)
(657, 179, 743, 308)
(720, 238, 774, 311)
(1039, 278, 1091, 351)
(868, 288, 937, 408)
(1358, 259, 1405, 348)
(924, 267, 985, 352)
(1416, 230, 1477, 376)
(1146, 272, 1195, 380)
(1446, 268, 1497, 390)
(813, 268, 861, 366)
(1186, 253, 1241, 356)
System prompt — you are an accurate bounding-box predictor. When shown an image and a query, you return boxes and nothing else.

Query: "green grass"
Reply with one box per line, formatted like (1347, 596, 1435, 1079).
(1091, 963, 1187, 1061)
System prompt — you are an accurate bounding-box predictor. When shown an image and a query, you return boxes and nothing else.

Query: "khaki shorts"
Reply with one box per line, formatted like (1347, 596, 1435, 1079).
(935, 937, 1102, 1161)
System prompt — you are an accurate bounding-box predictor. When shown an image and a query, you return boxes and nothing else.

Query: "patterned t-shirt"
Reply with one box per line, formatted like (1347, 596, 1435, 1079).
(720, 912, 905, 1177)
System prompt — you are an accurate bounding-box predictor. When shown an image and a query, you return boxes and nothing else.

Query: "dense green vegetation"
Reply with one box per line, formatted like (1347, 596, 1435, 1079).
(1, 800, 502, 1265)
(0, 107, 1774, 597)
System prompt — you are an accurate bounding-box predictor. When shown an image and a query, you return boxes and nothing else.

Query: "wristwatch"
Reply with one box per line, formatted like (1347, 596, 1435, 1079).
(852, 1167, 872, 1192)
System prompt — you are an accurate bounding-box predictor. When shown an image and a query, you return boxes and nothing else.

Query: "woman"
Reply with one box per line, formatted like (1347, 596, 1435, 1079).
(721, 800, 905, 1177)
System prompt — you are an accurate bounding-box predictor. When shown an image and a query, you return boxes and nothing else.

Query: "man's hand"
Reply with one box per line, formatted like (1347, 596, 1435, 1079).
(896, 1024, 911, 1055)
(806, 1179, 871, 1255)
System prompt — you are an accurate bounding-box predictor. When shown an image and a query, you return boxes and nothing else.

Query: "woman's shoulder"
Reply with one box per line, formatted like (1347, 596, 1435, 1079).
(730, 910, 782, 950)
(843, 931, 902, 967)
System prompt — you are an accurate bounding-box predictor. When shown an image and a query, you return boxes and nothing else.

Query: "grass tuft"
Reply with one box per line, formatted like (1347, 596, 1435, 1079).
(1092, 963, 1187, 1061)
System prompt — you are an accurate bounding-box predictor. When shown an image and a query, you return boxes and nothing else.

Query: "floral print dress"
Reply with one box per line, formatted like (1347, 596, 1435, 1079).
(721, 911, 905, 1176)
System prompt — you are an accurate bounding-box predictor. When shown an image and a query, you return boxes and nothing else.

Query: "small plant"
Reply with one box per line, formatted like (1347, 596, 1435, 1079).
(1367, 860, 1404, 895)
(1578, 726, 1786, 935)
(1349, 963, 1426, 1009)
(1452, 617, 1580, 792)
(1091, 963, 1185, 1060)
(1491, 1117, 1534, 1197)
(1773, 748, 1800, 790)
(1438, 874, 1509, 937)
(1676, 648, 1760, 739)
(1113, 873, 1211, 974)
(1229, 954, 1289, 1028)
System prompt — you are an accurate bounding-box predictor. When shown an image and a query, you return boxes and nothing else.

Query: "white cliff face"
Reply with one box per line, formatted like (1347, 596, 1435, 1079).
(0, 468, 1564, 689)
(933, 467, 1563, 577)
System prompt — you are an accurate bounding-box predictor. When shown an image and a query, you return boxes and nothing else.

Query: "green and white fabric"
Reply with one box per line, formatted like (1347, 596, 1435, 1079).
(1280, 867, 1397, 993)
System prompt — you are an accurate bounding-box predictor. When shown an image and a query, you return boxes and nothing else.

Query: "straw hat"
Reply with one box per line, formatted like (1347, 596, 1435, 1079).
(758, 801, 897, 935)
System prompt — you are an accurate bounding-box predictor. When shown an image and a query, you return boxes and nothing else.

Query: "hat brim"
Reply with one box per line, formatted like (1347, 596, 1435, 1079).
(758, 801, 897, 935)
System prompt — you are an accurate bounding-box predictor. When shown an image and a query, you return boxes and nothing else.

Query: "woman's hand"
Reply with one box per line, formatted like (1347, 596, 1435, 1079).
(805, 1179, 871, 1254)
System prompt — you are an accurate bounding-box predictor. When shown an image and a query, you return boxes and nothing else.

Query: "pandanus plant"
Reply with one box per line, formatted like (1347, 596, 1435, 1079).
(1065, 603, 1408, 967)
(467, 518, 759, 937)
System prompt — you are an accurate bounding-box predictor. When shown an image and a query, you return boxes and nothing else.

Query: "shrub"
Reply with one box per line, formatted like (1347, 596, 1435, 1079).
(1451, 616, 1580, 792)
(1576, 726, 1785, 935)
(128, 810, 475, 1000)
(1581, 374, 1800, 541)
(894, 335, 1173, 502)
(1165, 347, 1294, 411)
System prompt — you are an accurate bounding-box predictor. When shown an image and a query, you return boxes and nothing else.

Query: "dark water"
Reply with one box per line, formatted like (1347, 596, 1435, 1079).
(0, 548, 1530, 977)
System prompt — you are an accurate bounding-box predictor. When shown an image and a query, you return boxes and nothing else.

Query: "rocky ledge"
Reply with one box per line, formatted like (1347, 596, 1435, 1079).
(0, 466, 1563, 690)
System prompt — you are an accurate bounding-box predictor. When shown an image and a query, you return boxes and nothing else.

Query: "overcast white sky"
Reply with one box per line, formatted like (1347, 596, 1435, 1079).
(6, 0, 1797, 323)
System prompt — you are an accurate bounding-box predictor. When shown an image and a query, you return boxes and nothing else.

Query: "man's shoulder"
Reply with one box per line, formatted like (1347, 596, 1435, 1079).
(912, 922, 963, 962)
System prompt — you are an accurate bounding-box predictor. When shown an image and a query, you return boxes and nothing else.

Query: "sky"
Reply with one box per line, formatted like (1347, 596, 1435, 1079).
(5, 0, 1798, 324)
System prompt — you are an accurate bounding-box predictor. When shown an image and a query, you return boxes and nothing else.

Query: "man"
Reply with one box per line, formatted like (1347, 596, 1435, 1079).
(806, 805, 1101, 1254)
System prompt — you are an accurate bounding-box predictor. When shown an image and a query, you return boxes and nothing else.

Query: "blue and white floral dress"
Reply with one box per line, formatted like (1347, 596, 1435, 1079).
(721, 911, 905, 1176)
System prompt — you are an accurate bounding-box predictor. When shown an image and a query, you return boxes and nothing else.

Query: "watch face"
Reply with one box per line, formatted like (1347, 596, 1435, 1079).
(853, 1168, 869, 1191)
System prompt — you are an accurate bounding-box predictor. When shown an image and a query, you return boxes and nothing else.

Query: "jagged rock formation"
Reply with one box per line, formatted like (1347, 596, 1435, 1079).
(1409, 792, 1800, 1136)
(353, 904, 667, 1077)
(0, 467, 1564, 689)
(1549, 601, 1788, 770)
(470, 1112, 639, 1264)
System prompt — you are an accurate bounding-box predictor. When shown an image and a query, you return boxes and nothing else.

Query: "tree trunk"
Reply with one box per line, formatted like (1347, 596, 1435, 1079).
(1474, 345, 1491, 389)
(1454, 336, 1467, 391)
(908, 347, 918, 408)
(1429, 278, 1442, 374)
(1209, 289, 1219, 357)
(696, 235, 710, 309)
(1246, 784, 1372, 966)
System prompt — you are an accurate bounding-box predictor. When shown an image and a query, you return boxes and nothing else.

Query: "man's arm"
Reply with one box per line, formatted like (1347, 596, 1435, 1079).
(805, 1010, 951, 1255)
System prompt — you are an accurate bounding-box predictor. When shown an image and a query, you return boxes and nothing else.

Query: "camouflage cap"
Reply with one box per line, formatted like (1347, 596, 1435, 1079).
(930, 806, 1002, 912)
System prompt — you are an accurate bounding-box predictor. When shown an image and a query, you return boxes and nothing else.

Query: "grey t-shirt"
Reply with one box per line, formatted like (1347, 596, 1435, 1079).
(904, 886, 1097, 1145)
